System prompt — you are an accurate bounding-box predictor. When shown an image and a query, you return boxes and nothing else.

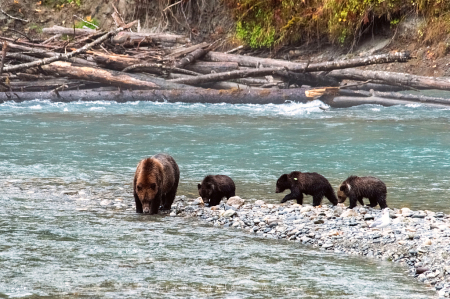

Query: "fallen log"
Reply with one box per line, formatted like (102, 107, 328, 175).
(322, 96, 450, 108)
(169, 52, 410, 85)
(184, 61, 239, 74)
(6, 79, 89, 91)
(42, 25, 97, 36)
(4, 42, 97, 67)
(0, 36, 58, 49)
(93, 53, 142, 70)
(340, 82, 407, 92)
(112, 32, 190, 45)
(41, 61, 194, 90)
(205, 51, 410, 69)
(339, 89, 450, 105)
(3, 28, 122, 72)
(165, 42, 209, 60)
(0, 41, 7, 76)
(168, 73, 255, 90)
(175, 48, 209, 68)
(276, 70, 340, 87)
(0, 88, 310, 104)
(327, 69, 450, 91)
(123, 63, 200, 76)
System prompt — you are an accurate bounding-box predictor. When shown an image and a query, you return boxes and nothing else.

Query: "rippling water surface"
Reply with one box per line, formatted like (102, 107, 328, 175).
(1, 99, 446, 298)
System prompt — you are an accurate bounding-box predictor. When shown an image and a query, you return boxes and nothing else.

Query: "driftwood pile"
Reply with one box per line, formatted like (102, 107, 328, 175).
(1, 17, 450, 107)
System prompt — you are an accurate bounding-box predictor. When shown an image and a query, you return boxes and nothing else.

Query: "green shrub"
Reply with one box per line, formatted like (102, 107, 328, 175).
(225, 0, 450, 48)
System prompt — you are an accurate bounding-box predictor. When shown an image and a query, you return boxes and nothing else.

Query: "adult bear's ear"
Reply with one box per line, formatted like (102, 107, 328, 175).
(339, 184, 346, 191)
(280, 174, 288, 181)
(197, 184, 201, 190)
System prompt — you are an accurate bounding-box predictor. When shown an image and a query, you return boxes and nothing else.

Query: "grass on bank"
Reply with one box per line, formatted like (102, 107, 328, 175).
(226, 0, 450, 48)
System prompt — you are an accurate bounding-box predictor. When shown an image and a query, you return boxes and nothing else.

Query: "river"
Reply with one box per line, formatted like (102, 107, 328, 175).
(1, 99, 445, 298)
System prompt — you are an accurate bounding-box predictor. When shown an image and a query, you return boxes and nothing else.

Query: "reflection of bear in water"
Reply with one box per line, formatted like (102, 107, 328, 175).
(133, 153, 180, 214)
(337, 175, 387, 209)
(275, 171, 338, 206)
(198, 175, 235, 206)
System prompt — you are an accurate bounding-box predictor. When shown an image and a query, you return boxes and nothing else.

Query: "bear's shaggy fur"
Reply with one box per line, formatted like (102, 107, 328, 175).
(275, 171, 338, 206)
(337, 175, 387, 209)
(133, 153, 180, 214)
(197, 175, 236, 206)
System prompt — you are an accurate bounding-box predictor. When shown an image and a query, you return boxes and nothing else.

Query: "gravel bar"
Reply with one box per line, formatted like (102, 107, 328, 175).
(171, 195, 450, 298)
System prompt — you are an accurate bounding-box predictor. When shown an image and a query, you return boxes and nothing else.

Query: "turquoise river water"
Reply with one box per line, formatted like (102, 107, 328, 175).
(1, 99, 449, 298)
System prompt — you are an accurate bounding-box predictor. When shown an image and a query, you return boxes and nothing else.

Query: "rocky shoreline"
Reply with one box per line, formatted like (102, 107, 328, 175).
(170, 195, 450, 298)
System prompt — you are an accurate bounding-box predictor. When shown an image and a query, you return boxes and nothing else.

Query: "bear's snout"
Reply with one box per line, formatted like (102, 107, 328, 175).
(143, 207, 150, 213)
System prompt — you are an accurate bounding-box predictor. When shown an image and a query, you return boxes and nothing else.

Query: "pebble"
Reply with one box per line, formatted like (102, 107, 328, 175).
(413, 212, 426, 218)
(61, 190, 78, 195)
(364, 214, 375, 220)
(227, 196, 245, 207)
(222, 209, 236, 218)
(100, 200, 111, 206)
(254, 200, 265, 206)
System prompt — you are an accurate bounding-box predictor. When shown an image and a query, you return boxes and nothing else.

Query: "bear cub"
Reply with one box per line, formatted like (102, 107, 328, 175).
(337, 175, 387, 209)
(276, 171, 338, 206)
(198, 175, 236, 206)
(133, 153, 180, 214)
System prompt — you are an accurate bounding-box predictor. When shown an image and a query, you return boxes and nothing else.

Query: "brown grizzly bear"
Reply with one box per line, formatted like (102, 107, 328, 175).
(133, 153, 180, 214)
(275, 171, 338, 206)
(197, 175, 236, 206)
(337, 175, 387, 209)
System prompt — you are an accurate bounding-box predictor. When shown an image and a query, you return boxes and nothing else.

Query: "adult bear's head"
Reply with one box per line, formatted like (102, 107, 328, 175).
(135, 158, 163, 213)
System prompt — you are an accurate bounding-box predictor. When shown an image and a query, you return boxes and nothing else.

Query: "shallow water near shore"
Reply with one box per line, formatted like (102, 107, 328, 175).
(0, 99, 448, 297)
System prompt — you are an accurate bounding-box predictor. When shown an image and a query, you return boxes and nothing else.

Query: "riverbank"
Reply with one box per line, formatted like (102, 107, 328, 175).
(170, 195, 450, 297)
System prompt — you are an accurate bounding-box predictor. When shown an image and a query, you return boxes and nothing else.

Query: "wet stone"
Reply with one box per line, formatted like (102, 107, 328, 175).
(364, 214, 375, 220)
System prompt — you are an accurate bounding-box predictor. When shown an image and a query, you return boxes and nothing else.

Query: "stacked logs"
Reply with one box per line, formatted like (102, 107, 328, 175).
(1, 20, 450, 107)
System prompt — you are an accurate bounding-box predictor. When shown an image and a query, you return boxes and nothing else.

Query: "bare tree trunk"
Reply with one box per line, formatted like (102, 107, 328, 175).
(112, 31, 190, 45)
(327, 69, 450, 90)
(5, 42, 96, 67)
(0, 42, 7, 76)
(0, 88, 310, 104)
(41, 61, 195, 90)
(205, 51, 410, 69)
(3, 28, 123, 73)
(42, 25, 97, 36)
(175, 48, 209, 68)
(276, 70, 340, 87)
(184, 61, 238, 74)
(170, 52, 410, 85)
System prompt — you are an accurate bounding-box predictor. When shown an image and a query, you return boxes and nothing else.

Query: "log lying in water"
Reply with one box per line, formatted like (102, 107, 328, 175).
(324, 96, 450, 108)
(327, 69, 450, 91)
(0, 88, 310, 104)
(320, 89, 450, 108)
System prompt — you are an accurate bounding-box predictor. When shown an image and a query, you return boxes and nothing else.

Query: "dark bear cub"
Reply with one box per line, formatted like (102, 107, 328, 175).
(337, 175, 387, 209)
(133, 153, 180, 214)
(275, 171, 338, 206)
(198, 175, 236, 206)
